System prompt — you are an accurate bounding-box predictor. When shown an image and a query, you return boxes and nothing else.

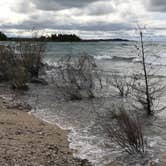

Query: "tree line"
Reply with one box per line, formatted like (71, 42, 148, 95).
(0, 31, 81, 42)
(0, 31, 130, 42)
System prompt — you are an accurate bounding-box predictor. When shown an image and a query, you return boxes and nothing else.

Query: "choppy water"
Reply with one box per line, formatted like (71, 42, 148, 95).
(2, 41, 166, 165)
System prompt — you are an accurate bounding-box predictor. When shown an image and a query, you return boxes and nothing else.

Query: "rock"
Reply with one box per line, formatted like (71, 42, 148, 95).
(81, 159, 92, 166)
(6, 102, 32, 111)
(0, 72, 5, 81)
(47, 145, 59, 153)
(74, 158, 92, 166)
(15, 130, 23, 135)
(31, 78, 48, 85)
(12, 84, 29, 91)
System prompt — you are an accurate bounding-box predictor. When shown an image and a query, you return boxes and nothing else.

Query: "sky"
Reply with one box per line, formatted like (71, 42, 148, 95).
(0, 0, 166, 40)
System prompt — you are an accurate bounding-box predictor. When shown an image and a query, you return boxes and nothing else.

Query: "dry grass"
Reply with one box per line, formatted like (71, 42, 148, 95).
(102, 106, 145, 155)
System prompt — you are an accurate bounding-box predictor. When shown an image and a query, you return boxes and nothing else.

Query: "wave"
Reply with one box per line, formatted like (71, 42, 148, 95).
(69, 130, 114, 166)
(121, 43, 129, 46)
(158, 53, 166, 58)
(149, 52, 166, 59)
(31, 108, 115, 166)
(132, 58, 142, 63)
(111, 56, 135, 62)
(94, 55, 112, 60)
(133, 57, 166, 66)
(95, 55, 136, 62)
(44, 59, 58, 67)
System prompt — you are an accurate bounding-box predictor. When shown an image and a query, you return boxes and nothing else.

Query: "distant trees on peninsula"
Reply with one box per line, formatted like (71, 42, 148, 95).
(0, 32, 7, 40)
(40, 34, 81, 42)
(0, 31, 81, 42)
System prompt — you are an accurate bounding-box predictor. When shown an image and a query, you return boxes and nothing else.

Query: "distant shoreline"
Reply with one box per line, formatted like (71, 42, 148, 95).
(0, 31, 132, 42)
(81, 38, 132, 42)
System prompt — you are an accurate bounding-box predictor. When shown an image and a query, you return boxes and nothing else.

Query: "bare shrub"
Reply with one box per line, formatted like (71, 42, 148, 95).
(102, 106, 145, 155)
(0, 45, 15, 80)
(0, 45, 28, 89)
(16, 40, 46, 78)
(54, 53, 102, 100)
(14, 29, 46, 79)
(10, 64, 28, 89)
(108, 74, 135, 97)
(0, 29, 46, 89)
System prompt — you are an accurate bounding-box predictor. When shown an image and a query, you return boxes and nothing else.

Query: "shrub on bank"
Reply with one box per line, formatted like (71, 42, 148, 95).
(0, 45, 29, 89)
(17, 41, 46, 78)
(0, 41, 46, 89)
(10, 64, 28, 90)
(0, 45, 14, 81)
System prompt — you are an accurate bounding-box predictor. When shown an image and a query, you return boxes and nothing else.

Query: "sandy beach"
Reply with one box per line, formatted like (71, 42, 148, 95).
(0, 96, 91, 166)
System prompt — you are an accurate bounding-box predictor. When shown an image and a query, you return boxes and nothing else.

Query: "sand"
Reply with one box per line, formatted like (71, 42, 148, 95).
(0, 97, 91, 166)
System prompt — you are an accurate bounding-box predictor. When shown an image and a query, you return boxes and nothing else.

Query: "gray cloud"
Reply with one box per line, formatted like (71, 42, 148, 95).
(12, 0, 110, 16)
(13, 1, 34, 13)
(0, 19, 133, 32)
(85, 1, 114, 15)
(31, 0, 102, 10)
(2, 0, 166, 40)
(146, 0, 166, 12)
(17, 0, 102, 11)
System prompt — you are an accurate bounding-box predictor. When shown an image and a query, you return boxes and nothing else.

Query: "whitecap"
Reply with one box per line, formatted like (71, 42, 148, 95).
(94, 55, 112, 60)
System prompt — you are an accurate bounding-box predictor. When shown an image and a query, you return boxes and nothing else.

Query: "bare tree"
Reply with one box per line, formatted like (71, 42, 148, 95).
(131, 29, 166, 116)
(139, 30, 151, 115)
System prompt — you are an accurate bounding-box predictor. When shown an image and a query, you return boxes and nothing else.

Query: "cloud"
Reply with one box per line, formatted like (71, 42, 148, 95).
(7, 0, 132, 32)
(12, 1, 35, 13)
(85, 1, 115, 15)
(0, 0, 165, 40)
(146, 0, 166, 12)
(0, 19, 133, 32)
(27, 0, 102, 10)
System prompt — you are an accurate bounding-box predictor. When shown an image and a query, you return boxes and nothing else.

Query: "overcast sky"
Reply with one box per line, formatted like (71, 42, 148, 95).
(0, 0, 166, 40)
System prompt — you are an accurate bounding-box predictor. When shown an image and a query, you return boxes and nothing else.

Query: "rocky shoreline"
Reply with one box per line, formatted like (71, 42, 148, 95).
(0, 86, 91, 166)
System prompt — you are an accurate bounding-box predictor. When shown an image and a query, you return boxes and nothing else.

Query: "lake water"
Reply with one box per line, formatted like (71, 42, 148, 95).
(2, 41, 166, 165)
